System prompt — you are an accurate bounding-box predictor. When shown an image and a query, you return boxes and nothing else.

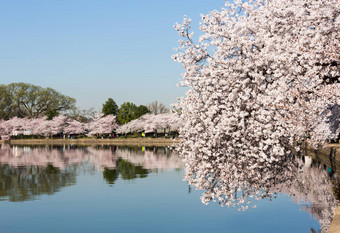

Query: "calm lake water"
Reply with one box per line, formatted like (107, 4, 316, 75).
(0, 144, 337, 233)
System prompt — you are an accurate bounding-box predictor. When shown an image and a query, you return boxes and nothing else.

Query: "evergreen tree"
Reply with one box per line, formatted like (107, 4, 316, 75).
(102, 98, 118, 116)
(118, 102, 137, 124)
(135, 105, 149, 119)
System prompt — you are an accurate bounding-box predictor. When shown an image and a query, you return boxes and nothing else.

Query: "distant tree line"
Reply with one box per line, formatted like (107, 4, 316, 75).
(102, 98, 169, 124)
(0, 83, 170, 126)
(0, 112, 182, 140)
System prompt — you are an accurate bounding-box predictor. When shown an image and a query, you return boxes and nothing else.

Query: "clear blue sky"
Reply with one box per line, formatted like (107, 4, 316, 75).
(0, 0, 225, 111)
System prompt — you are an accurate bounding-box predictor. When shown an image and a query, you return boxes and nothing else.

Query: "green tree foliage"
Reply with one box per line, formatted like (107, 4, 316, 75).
(0, 85, 13, 120)
(0, 82, 76, 119)
(117, 102, 149, 124)
(117, 158, 148, 180)
(103, 168, 119, 185)
(0, 164, 76, 202)
(102, 158, 148, 185)
(102, 98, 118, 116)
(135, 105, 149, 119)
(118, 102, 137, 124)
(46, 108, 59, 120)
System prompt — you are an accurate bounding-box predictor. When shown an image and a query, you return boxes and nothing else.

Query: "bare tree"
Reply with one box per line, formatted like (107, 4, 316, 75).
(147, 101, 169, 115)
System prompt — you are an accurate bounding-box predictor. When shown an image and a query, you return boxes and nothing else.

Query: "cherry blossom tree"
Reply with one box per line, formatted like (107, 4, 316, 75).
(173, 0, 340, 215)
(87, 114, 118, 136)
(142, 114, 158, 134)
(0, 115, 87, 139)
(0, 117, 29, 140)
(172, 2, 340, 228)
(64, 118, 85, 136)
(116, 122, 131, 135)
(116, 113, 182, 136)
(25, 117, 46, 136)
(0, 120, 12, 140)
(35, 115, 69, 137)
(41, 115, 87, 137)
(142, 113, 181, 134)
(116, 118, 145, 135)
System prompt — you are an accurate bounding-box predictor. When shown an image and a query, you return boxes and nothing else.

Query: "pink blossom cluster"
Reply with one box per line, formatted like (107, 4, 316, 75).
(86, 114, 118, 136)
(173, 0, 340, 217)
(0, 114, 118, 140)
(116, 113, 182, 134)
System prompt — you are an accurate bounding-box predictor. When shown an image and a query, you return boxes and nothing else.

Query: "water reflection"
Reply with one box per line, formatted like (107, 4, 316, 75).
(103, 158, 149, 185)
(273, 155, 337, 232)
(0, 144, 184, 201)
(184, 145, 340, 232)
(1, 143, 339, 232)
(0, 164, 76, 202)
(0, 144, 183, 171)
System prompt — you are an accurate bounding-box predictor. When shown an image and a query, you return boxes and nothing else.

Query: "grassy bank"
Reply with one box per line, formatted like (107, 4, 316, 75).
(0, 137, 178, 146)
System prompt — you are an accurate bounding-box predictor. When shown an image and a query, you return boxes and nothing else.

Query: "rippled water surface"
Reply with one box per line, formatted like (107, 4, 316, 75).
(0, 144, 337, 233)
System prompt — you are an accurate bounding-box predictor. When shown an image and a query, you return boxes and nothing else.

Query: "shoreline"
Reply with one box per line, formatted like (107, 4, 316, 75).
(329, 204, 340, 233)
(0, 138, 178, 146)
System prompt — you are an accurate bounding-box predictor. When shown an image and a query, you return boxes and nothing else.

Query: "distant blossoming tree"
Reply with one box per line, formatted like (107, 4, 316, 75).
(64, 118, 86, 136)
(0, 115, 87, 139)
(87, 114, 118, 136)
(173, 0, 340, 213)
(116, 113, 182, 135)
(26, 117, 47, 136)
(35, 115, 69, 137)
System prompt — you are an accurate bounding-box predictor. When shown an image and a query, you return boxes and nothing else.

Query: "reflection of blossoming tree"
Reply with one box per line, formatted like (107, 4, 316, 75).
(276, 158, 338, 232)
(187, 149, 337, 232)
(0, 144, 183, 171)
(0, 144, 184, 201)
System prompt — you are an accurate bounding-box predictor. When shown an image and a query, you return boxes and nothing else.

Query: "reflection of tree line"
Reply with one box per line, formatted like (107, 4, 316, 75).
(99, 146, 178, 184)
(0, 144, 183, 202)
(103, 158, 149, 185)
(0, 164, 76, 202)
